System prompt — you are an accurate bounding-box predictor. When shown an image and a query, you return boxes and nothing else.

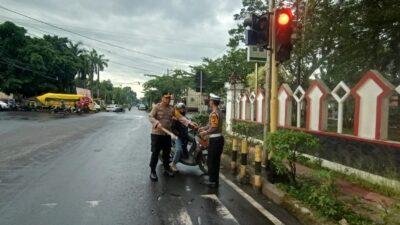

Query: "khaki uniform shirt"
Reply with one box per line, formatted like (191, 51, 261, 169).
(206, 109, 223, 135)
(148, 103, 174, 135)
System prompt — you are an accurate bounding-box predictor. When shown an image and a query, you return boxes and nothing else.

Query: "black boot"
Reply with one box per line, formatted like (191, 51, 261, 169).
(204, 180, 219, 188)
(150, 171, 158, 182)
(163, 167, 174, 177)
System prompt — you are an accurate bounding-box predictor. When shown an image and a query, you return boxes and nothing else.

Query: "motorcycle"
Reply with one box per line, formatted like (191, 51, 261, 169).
(160, 128, 209, 174)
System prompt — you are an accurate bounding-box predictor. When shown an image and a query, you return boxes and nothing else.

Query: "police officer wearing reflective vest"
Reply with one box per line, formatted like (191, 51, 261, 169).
(199, 93, 224, 188)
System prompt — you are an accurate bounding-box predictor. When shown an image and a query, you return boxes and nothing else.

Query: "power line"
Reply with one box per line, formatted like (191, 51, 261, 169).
(0, 18, 180, 72)
(0, 57, 57, 81)
(0, 14, 224, 49)
(108, 61, 158, 73)
(0, 5, 192, 65)
(0, 19, 165, 74)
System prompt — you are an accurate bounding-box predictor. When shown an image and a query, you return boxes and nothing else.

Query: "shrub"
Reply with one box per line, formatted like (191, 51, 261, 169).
(281, 177, 373, 225)
(266, 130, 319, 184)
(190, 112, 209, 126)
(232, 119, 264, 140)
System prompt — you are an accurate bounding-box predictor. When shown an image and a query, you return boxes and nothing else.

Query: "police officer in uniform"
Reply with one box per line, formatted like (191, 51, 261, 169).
(148, 92, 175, 181)
(199, 93, 224, 188)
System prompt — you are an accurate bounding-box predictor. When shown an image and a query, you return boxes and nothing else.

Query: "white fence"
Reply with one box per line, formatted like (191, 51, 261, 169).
(226, 70, 397, 141)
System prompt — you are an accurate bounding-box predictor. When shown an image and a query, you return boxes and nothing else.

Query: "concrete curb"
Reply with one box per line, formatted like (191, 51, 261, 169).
(221, 153, 330, 225)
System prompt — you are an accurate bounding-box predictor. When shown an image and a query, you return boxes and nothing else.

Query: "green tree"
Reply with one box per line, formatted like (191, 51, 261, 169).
(227, 0, 267, 49)
(89, 49, 108, 98)
(142, 69, 192, 105)
(0, 21, 109, 98)
(194, 48, 254, 95)
(0, 21, 29, 95)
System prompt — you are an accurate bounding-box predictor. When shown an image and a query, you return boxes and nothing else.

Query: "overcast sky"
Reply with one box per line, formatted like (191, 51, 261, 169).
(0, 0, 242, 97)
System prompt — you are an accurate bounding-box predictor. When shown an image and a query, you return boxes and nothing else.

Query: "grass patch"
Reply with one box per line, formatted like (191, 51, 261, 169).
(279, 175, 374, 225)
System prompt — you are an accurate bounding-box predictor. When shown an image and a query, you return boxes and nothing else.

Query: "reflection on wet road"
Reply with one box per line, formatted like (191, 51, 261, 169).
(0, 110, 299, 225)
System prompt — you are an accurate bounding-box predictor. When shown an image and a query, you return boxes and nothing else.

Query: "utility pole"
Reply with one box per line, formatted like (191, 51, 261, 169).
(263, 0, 275, 140)
(269, 0, 278, 133)
(255, 62, 258, 91)
(200, 70, 203, 112)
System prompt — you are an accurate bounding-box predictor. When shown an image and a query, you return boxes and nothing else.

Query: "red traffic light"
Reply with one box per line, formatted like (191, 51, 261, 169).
(276, 9, 292, 26)
(277, 12, 290, 25)
(275, 8, 294, 63)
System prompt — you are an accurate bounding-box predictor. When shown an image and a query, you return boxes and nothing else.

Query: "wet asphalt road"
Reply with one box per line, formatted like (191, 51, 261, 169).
(0, 110, 300, 225)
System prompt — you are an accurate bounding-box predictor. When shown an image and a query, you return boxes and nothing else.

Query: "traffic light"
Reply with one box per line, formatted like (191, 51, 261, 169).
(275, 8, 294, 63)
(244, 13, 269, 48)
(195, 70, 206, 92)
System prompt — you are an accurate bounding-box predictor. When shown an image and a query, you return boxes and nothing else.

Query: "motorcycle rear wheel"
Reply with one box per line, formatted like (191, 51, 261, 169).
(197, 152, 208, 175)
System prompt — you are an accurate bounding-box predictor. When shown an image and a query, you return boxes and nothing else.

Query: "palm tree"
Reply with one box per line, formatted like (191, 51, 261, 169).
(95, 53, 108, 99)
(78, 53, 90, 88)
(68, 41, 84, 57)
(88, 49, 109, 98)
(88, 49, 98, 91)
(68, 41, 91, 88)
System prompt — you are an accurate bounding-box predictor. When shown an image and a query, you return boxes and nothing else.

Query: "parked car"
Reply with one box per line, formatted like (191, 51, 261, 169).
(138, 104, 147, 110)
(114, 106, 124, 112)
(0, 100, 9, 110)
(106, 104, 117, 112)
(106, 104, 124, 112)
(92, 102, 101, 112)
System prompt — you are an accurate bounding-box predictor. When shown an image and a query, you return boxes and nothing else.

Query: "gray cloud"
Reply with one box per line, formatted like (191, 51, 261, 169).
(0, 0, 242, 97)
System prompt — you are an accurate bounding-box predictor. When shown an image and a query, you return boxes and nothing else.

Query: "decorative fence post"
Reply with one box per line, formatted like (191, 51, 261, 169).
(253, 145, 262, 189)
(224, 82, 234, 133)
(256, 90, 265, 123)
(235, 94, 241, 119)
(241, 93, 250, 120)
(278, 84, 293, 127)
(331, 81, 351, 133)
(249, 91, 256, 121)
(351, 70, 394, 139)
(305, 80, 330, 131)
(293, 86, 305, 128)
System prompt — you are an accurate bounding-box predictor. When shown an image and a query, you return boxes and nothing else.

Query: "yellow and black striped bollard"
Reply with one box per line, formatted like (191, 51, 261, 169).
(253, 145, 262, 189)
(231, 138, 238, 172)
(239, 139, 248, 180)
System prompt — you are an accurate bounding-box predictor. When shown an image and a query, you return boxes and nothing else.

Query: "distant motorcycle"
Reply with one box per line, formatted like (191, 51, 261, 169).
(160, 129, 209, 174)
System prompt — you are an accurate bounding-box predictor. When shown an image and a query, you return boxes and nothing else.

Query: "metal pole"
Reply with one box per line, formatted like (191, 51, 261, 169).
(270, 2, 278, 133)
(263, 0, 275, 166)
(255, 62, 258, 91)
(263, 0, 274, 138)
(200, 70, 203, 112)
(233, 81, 236, 119)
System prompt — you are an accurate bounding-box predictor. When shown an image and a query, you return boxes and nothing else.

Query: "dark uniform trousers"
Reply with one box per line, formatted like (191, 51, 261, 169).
(150, 134, 171, 171)
(207, 136, 225, 184)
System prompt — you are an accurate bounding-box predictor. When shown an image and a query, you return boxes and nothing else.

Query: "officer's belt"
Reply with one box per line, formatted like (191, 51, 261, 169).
(209, 133, 222, 138)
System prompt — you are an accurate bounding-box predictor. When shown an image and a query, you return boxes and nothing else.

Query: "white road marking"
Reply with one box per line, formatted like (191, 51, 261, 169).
(185, 185, 191, 192)
(86, 200, 101, 208)
(41, 203, 58, 208)
(197, 216, 202, 225)
(201, 194, 240, 224)
(220, 173, 284, 225)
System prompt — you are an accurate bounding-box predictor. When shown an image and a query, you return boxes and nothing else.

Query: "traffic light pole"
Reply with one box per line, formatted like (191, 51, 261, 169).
(263, 0, 275, 139)
(270, 11, 278, 133)
(263, 0, 278, 165)
(255, 63, 258, 91)
(200, 70, 203, 112)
